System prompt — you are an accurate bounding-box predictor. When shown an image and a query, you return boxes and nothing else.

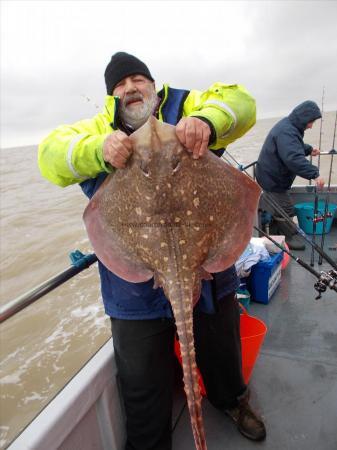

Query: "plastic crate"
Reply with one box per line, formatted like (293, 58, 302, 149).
(248, 252, 283, 304)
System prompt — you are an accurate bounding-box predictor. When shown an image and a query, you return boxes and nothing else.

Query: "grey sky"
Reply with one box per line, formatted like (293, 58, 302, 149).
(1, 0, 337, 148)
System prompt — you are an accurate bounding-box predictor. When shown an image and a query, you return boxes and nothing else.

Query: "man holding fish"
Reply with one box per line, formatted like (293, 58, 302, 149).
(39, 52, 266, 449)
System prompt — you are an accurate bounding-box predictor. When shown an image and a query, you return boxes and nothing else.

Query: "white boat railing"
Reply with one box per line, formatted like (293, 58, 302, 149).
(8, 339, 126, 450)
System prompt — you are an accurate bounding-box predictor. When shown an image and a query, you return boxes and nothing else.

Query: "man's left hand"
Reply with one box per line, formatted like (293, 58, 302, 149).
(176, 117, 211, 159)
(311, 148, 320, 156)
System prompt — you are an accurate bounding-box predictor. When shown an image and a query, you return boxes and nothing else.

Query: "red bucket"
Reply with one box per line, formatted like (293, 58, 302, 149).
(281, 243, 290, 270)
(240, 308, 267, 383)
(174, 308, 267, 396)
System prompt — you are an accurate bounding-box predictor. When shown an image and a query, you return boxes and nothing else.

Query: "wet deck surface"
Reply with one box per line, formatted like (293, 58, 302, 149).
(172, 224, 337, 450)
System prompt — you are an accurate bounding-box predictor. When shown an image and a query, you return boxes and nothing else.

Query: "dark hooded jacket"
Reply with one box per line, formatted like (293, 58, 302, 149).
(256, 101, 321, 192)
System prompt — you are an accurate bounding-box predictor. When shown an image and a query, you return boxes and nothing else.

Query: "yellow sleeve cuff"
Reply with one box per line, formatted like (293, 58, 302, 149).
(190, 107, 234, 141)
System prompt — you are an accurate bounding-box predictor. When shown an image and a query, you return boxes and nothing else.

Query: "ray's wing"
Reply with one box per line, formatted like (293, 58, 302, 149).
(83, 175, 154, 283)
(201, 155, 261, 273)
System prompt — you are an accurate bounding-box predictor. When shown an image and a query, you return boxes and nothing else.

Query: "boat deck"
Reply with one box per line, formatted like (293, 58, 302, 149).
(172, 224, 337, 450)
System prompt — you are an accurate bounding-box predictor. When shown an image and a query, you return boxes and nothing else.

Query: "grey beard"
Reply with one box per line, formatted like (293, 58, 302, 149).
(119, 91, 158, 130)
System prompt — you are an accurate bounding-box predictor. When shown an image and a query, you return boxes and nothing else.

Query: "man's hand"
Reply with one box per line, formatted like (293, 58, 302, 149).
(311, 148, 320, 157)
(103, 131, 133, 169)
(314, 176, 325, 190)
(176, 117, 211, 159)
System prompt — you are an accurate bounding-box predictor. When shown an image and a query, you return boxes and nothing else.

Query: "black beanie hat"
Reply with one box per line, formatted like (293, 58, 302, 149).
(104, 52, 154, 95)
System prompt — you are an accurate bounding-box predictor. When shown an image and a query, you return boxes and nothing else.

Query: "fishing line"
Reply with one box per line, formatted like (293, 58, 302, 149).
(310, 186, 319, 267)
(310, 88, 325, 264)
(317, 87, 324, 173)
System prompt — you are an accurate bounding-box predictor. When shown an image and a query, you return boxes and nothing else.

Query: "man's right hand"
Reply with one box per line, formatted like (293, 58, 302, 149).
(103, 131, 133, 169)
(314, 176, 325, 190)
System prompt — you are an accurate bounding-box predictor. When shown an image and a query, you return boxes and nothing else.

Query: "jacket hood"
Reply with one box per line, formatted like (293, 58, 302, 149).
(288, 101, 321, 132)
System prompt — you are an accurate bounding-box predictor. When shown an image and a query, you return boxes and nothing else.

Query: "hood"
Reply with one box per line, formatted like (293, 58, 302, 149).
(288, 101, 321, 132)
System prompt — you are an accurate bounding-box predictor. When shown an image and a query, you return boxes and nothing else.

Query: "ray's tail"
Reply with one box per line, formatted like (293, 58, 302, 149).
(168, 284, 207, 450)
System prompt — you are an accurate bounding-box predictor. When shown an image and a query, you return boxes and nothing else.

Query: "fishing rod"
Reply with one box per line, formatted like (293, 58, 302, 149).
(258, 187, 337, 270)
(256, 226, 337, 299)
(223, 151, 337, 271)
(310, 187, 319, 266)
(0, 251, 97, 324)
(319, 111, 337, 264)
(223, 151, 334, 267)
(310, 88, 325, 264)
(317, 88, 324, 174)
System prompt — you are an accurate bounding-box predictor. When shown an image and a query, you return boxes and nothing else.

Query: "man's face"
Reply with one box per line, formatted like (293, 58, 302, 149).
(113, 75, 157, 129)
(306, 121, 315, 130)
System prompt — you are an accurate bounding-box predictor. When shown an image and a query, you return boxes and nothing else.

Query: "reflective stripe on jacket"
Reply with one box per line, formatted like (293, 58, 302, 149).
(38, 83, 256, 187)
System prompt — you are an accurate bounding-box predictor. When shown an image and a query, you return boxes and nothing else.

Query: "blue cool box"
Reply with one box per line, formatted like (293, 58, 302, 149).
(248, 252, 283, 304)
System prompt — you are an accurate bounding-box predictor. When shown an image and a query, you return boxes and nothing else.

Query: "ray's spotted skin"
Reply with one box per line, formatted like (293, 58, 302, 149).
(83, 117, 261, 450)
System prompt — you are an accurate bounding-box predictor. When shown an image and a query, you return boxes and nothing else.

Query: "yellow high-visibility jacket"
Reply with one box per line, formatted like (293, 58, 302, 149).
(38, 83, 256, 187)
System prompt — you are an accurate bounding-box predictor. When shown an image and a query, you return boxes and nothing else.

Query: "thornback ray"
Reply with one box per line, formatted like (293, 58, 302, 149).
(83, 116, 261, 450)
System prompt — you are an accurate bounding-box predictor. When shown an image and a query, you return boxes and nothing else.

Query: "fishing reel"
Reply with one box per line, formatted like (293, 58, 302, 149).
(308, 212, 333, 224)
(314, 270, 337, 299)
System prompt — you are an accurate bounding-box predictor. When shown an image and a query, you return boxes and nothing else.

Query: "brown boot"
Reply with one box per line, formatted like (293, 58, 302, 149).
(225, 390, 266, 441)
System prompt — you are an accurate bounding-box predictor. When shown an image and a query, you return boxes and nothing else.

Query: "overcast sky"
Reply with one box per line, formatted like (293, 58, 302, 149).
(1, 0, 337, 148)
